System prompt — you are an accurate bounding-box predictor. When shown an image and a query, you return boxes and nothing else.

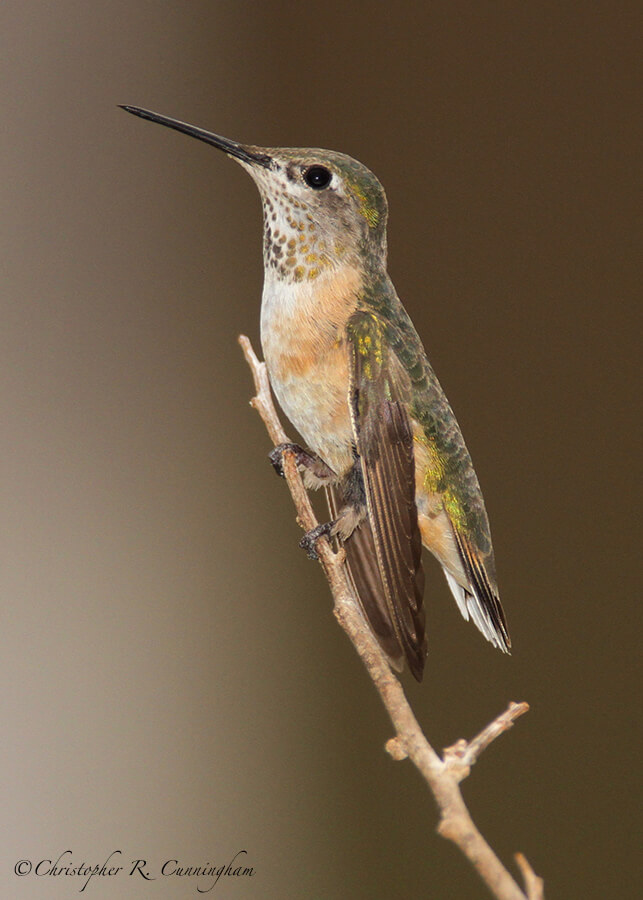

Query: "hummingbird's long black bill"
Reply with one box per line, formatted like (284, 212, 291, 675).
(119, 105, 272, 168)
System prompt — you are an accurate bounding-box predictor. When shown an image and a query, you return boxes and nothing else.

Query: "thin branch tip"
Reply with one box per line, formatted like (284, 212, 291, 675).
(515, 853, 545, 900)
(443, 701, 530, 775)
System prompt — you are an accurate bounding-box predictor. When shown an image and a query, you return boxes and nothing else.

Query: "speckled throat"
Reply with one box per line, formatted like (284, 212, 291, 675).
(260, 187, 336, 284)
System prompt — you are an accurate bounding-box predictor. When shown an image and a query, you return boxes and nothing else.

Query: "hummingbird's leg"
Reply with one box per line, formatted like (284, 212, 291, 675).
(269, 442, 337, 489)
(299, 502, 367, 560)
(298, 521, 334, 560)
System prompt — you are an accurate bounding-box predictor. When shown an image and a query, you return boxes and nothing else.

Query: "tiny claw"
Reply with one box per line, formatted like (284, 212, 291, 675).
(269, 442, 336, 489)
(268, 447, 286, 478)
(298, 522, 334, 560)
(269, 442, 305, 478)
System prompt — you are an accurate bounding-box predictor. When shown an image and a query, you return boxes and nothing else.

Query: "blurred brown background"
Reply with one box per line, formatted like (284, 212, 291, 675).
(2, 2, 640, 898)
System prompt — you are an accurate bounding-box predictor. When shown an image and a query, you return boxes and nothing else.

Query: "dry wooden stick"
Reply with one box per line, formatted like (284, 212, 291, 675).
(515, 854, 545, 900)
(239, 334, 544, 900)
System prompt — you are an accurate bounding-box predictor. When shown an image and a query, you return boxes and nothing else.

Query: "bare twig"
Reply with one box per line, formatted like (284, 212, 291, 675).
(515, 854, 545, 900)
(239, 334, 544, 900)
(443, 701, 530, 781)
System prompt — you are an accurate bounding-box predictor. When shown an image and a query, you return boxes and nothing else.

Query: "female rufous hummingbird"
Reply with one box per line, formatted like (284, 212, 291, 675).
(122, 106, 511, 681)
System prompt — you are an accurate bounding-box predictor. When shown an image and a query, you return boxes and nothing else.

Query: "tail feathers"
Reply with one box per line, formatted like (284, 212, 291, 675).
(443, 568, 511, 653)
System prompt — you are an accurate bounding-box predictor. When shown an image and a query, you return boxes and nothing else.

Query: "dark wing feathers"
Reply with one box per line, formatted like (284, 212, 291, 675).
(343, 312, 427, 680)
(326, 485, 406, 670)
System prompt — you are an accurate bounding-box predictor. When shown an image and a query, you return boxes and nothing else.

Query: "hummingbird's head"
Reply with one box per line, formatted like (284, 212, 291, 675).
(243, 146, 388, 284)
(121, 107, 389, 284)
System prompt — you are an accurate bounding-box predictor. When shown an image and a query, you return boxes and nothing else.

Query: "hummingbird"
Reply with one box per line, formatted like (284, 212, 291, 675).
(121, 105, 511, 681)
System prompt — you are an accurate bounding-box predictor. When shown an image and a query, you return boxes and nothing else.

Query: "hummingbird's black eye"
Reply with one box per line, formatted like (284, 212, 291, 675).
(304, 165, 332, 189)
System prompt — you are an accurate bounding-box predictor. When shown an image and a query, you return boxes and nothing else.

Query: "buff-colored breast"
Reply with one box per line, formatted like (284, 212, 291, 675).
(260, 266, 361, 477)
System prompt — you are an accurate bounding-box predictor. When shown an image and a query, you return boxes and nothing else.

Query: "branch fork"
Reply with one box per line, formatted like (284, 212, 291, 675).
(238, 335, 544, 900)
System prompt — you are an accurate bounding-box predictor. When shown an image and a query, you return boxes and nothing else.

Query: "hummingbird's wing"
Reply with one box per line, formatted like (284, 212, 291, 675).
(382, 299, 512, 653)
(325, 485, 412, 672)
(341, 311, 427, 681)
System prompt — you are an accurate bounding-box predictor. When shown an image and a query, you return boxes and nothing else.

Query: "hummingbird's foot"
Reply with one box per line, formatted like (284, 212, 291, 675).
(269, 443, 336, 488)
(298, 521, 335, 560)
(269, 442, 305, 477)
